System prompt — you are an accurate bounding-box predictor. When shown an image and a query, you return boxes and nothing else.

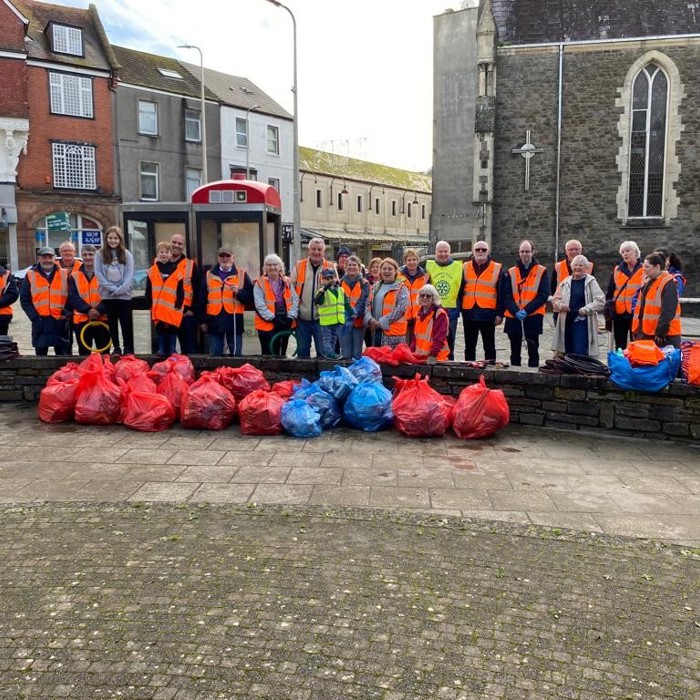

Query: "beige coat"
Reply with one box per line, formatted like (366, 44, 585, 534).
(551, 274, 605, 357)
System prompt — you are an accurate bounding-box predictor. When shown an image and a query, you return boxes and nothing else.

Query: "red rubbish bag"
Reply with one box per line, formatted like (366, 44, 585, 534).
(127, 373, 158, 394)
(38, 378, 80, 423)
(392, 373, 450, 437)
(180, 374, 236, 430)
(74, 366, 124, 425)
(363, 345, 396, 365)
(78, 352, 116, 382)
(157, 370, 189, 413)
(213, 364, 270, 403)
(149, 354, 196, 385)
(271, 380, 302, 399)
(47, 362, 82, 385)
(391, 343, 422, 365)
(114, 355, 150, 383)
(122, 389, 177, 432)
(238, 389, 286, 435)
(452, 375, 510, 439)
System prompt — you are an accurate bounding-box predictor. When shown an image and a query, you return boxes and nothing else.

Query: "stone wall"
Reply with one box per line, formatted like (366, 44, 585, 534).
(3, 356, 699, 442)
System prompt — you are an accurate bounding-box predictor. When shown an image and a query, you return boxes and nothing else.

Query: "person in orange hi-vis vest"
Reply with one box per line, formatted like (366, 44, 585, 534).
(461, 241, 504, 362)
(632, 252, 682, 349)
(605, 240, 644, 351)
(399, 248, 429, 347)
(551, 239, 593, 296)
(502, 240, 550, 368)
(20, 246, 71, 355)
(0, 261, 19, 337)
(146, 242, 185, 357)
(169, 233, 200, 355)
(410, 284, 449, 364)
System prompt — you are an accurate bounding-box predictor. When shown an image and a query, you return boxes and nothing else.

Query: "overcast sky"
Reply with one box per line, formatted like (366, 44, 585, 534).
(54, 0, 470, 172)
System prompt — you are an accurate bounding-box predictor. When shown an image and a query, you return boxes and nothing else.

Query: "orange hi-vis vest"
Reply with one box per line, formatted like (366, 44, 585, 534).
(402, 271, 430, 321)
(254, 275, 296, 332)
(374, 287, 407, 336)
(462, 260, 502, 310)
(148, 265, 184, 327)
(613, 265, 644, 316)
(504, 264, 546, 318)
(632, 272, 682, 337)
(206, 268, 246, 316)
(341, 277, 367, 328)
(293, 258, 335, 298)
(0, 271, 13, 316)
(175, 257, 195, 308)
(555, 259, 594, 283)
(28, 267, 68, 319)
(414, 306, 449, 361)
(71, 269, 106, 324)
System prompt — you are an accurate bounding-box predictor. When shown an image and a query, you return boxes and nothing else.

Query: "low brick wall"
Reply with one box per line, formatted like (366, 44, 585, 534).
(2, 356, 699, 441)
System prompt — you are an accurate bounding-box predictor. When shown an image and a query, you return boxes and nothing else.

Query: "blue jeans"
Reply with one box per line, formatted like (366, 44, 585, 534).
(446, 307, 460, 360)
(320, 324, 341, 357)
(339, 323, 363, 360)
(156, 332, 178, 356)
(208, 331, 243, 356)
(295, 318, 324, 358)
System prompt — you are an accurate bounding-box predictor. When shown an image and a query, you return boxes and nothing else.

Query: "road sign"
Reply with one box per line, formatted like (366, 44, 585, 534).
(47, 212, 70, 232)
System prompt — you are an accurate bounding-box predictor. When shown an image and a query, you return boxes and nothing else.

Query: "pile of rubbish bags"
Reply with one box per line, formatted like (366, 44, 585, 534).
(38, 352, 510, 440)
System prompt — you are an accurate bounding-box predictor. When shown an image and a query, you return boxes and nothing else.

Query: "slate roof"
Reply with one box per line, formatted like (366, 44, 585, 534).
(179, 61, 292, 121)
(492, 0, 700, 44)
(10, 0, 117, 70)
(299, 147, 432, 193)
(112, 45, 217, 100)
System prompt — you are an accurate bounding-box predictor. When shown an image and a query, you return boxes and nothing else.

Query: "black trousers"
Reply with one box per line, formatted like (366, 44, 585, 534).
(463, 317, 496, 361)
(509, 333, 540, 367)
(177, 312, 199, 355)
(258, 329, 290, 356)
(102, 299, 134, 354)
(612, 316, 633, 351)
(74, 321, 111, 355)
(0, 317, 10, 336)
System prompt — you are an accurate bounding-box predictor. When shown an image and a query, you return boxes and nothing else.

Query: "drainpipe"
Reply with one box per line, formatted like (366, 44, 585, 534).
(554, 43, 564, 270)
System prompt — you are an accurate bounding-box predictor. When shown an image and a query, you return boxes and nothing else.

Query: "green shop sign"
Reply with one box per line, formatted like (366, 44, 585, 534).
(47, 212, 70, 232)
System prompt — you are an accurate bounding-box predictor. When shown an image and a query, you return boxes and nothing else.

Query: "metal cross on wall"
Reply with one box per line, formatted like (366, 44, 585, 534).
(511, 130, 543, 191)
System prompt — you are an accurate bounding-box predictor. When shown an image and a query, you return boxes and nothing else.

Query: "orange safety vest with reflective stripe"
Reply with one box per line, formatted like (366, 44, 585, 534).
(206, 268, 246, 316)
(71, 270, 106, 324)
(375, 287, 407, 336)
(175, 257, 195, 308)
(402, 271, 430, 321)
(613, 265, 644, 316)
(293, 258, 335, 298)
(414, 306, 449, 361)
(27, 267, 68, 319)
(555, 259, 593, 284)
(341, 277, 368, 328)
(254, 275, 296, 332)
(632, 272, 682, 337)
(462, 260, 501, 310)
(0, 271, 13, 316)
(148, 265, 184, 327)
(504, 264, 546, 318)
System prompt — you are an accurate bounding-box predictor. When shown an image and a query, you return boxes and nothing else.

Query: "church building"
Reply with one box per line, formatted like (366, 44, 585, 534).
(432, 0, 700, 293)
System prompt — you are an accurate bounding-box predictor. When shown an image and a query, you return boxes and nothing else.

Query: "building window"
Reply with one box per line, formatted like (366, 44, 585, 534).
(407, 203, 413, 218)
(138, 101, 158, 136)
(185, 168, 202, 199)
(421, 204, 426, 219)
(140, 162, 159, 201)
(230, 166, 257, 180)
(185, 110, 201, 142)
(315, 189, 322, 208)
(628, 63, 667, 218)
(267, 125, 279, 155)
(49, 72, 93, 118)
(391, 200, 397, 217)
(235, 118, 248, 148)
(356, 195, 362, 213)
(337, 192, 343, 211)
(268, 178, 280, 191)
(51, 142, 96, 190)
(51, 24, 83, 56)
(374, 198, 380, 215)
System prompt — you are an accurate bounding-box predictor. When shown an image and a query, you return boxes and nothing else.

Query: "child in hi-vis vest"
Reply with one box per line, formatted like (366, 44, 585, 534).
(314, 267, 353, 360)
(146, 242, 184, 357)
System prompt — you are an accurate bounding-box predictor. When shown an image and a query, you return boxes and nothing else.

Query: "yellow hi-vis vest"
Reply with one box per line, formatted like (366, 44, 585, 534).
(317, 287, 346, 326)
(425, 259, 462, 309)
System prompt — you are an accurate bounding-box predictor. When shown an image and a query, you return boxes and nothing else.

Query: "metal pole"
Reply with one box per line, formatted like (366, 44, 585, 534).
(245, 104, 261, 179)
(178, 44, 208, 184)
(265, 0, 301, 264)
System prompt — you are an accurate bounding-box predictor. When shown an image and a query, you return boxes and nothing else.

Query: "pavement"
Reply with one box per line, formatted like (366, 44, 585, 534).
(0, 403, 699, 697)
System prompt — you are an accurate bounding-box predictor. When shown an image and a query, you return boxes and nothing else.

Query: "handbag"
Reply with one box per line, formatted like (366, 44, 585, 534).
(604, 276, 632, 330)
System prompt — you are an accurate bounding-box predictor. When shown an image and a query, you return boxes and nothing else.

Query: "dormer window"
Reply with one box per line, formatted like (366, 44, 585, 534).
(51, 24, 83, 57)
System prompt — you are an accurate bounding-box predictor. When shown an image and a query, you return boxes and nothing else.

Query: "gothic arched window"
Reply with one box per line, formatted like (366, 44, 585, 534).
(628, 63, 668, 218)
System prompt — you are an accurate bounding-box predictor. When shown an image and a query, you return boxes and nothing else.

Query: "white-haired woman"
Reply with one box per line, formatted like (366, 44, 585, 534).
(606, 240, 644, 350)
(410, 284, 449, 364)
(364, 257, 409, 348)
(551, 255, 605, 357)
(254, 253, 299, 356)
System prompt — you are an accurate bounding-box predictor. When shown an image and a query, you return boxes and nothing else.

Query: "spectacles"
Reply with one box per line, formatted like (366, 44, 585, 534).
(418, 293, 432, 298)
(218, 253, 232, 258)
(473, 248, 488, 252)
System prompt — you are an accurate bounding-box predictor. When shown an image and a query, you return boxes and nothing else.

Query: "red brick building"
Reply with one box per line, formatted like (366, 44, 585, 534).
(6, 0, 119, 269)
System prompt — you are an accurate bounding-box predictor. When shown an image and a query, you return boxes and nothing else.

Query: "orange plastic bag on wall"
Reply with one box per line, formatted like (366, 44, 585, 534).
(625, 340, 665, 367)
(685, 341, 700, 386)
(452, 375, 510, 439)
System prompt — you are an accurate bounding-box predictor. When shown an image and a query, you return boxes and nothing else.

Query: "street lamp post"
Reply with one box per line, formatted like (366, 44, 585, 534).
(178, 44, 208, 184)
(245, 104, 261, 180)
(264, 0, 300, 264)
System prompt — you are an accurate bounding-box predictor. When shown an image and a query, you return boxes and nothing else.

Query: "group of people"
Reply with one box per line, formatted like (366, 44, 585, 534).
(9, 230, 685, 366)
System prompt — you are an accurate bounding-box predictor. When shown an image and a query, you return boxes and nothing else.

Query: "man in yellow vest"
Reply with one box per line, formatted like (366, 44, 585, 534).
(170, 233, 200, 354)
(20, 247, 71, 355)
(426, 240, 463, 360)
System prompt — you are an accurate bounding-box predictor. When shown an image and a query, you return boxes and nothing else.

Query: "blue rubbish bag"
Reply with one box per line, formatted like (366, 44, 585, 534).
(293, 381, 342, 428)
(343, 381, 394, 432)
(281, 398, 322, 438)
(347, 356, 383, 384)
(608, 347, 681, 393)
(316, 365, 359, 403)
